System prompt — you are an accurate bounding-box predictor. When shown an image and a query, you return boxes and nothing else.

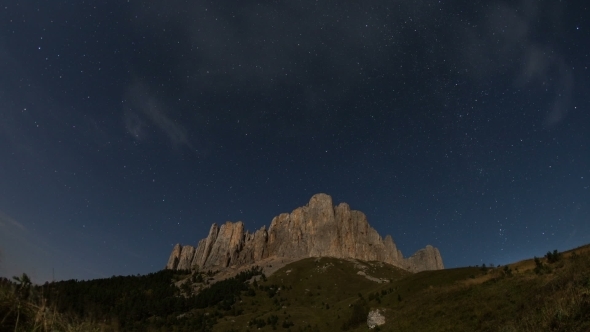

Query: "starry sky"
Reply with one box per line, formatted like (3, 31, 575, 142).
(1, 0, 589, 283)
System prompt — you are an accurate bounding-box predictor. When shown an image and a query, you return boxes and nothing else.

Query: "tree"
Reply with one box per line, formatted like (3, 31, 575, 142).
(13, 273, 32, 298)
(341, 298, 369, 330)
(11, 273, 32, 331)
(181, 281, 192, 295)
(545, 249, 561, 263)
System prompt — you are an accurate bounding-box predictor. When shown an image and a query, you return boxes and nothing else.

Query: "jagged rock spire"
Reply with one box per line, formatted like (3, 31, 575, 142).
(166, 193, 444, 272)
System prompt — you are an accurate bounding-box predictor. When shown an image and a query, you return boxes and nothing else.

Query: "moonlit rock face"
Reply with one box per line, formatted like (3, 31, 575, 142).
(166, 243, 182, 270)
(404, 245, 444, 271)
(176, 245, 196, 270)
(166, 193, 444, 272)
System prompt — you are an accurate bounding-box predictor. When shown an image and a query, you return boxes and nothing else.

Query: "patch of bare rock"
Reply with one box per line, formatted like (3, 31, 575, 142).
(367, 309, 386, 329)
(356, 270, 388, 283)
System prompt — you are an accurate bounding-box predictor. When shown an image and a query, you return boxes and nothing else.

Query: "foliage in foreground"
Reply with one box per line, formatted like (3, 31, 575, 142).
(1, 267, 263, 331)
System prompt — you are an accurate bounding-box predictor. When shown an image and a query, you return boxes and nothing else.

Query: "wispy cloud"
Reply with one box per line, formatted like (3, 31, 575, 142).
(124, 81, 193, 149)
(459, 0, 572, 128)
(0, 210, 26, 231)
(126, 0, 576, 135)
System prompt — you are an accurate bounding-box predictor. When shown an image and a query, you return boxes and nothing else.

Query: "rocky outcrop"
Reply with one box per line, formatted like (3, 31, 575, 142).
(165, 193, 444, 273)
(167, 244, 182, 270)
(367, 309, 386, 329)
(404, 245, 444, 271)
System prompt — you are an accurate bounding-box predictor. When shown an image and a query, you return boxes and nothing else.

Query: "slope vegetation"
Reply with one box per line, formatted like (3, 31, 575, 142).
(1, 245, 589, 331)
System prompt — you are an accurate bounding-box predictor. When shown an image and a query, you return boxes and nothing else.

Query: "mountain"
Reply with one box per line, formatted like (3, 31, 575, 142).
(4, 237, 588, 331)
(166, 193, 443, 273)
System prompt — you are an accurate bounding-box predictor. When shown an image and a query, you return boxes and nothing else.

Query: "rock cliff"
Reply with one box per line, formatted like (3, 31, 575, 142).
(166, 193, 444, 273)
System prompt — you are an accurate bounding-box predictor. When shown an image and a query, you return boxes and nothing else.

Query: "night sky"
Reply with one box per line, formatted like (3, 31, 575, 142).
(1, 0, 589, 283)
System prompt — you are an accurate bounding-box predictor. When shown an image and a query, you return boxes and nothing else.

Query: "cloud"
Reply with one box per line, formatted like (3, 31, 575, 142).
(131, 1, 397, 88)
(124, 0, 575, 135)
(458, 0, 572, 127)
(544, 60, 573, 128)
(127, 0, 444, 106)
(122, 0, 444, 136)
(0, 210, 26, 232)
(124, 81, 193, 149)
(124, 108, 147, 140)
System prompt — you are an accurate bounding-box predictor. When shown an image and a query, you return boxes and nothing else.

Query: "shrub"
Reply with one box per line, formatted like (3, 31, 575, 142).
(248, 317, 266, 328)
(533, 257, 551, 275)
(546, 250, 562, 263)
(282, 319, 294, 328)
(341, 298, 369, 330)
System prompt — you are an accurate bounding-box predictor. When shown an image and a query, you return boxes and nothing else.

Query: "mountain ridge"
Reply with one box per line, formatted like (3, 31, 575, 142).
(166, 193, 444, 273)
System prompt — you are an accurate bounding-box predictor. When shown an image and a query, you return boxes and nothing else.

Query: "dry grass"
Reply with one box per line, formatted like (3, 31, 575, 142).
(214, 248, 590, 332)
(0, 284, 108, 332)
(3, 245, 590, 331)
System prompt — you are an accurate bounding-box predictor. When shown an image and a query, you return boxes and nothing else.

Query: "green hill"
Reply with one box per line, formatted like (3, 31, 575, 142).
(2, 245, 590, 331)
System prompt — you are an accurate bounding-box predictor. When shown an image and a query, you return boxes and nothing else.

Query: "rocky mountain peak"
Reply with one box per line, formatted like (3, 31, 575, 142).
(166, 193, 444, 273)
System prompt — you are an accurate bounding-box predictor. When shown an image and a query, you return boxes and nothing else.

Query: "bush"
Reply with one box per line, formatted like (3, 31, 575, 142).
(248, 317, 266, 328)
(546, 250, 561, 263)
(341, 298, 369, 330)
(534, 257, 551, 275)
(282, 319, 295, 328)
(481, 264, 488, 272)
(267, 314, 279, 328)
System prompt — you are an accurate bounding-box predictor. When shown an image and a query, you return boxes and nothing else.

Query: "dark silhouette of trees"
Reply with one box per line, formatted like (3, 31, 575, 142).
(41, 270, 205, 330)
(341, 298, 369, 330)
(545, 249, 562, 263)
(38, 266, 263, 331)
(193, 266, 262, 310)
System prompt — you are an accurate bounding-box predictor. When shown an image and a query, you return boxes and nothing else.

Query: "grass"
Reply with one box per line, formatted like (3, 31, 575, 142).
(2, 244, 590, 331)
(0, 283, 106, 331)
(212, 257, 409, 331)
(213, 245, 590, 331)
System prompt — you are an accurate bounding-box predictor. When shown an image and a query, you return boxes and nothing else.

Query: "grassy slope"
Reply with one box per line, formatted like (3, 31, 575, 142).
(214, 257, 410, 331)
(213, 245, 590, 332)
(2, 245, 589, 331)
(382, 246, 590, 332)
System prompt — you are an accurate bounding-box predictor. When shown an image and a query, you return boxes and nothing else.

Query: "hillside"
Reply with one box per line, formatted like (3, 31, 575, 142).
(214, 245, 590, 332)
(1, 245, 589, 331)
